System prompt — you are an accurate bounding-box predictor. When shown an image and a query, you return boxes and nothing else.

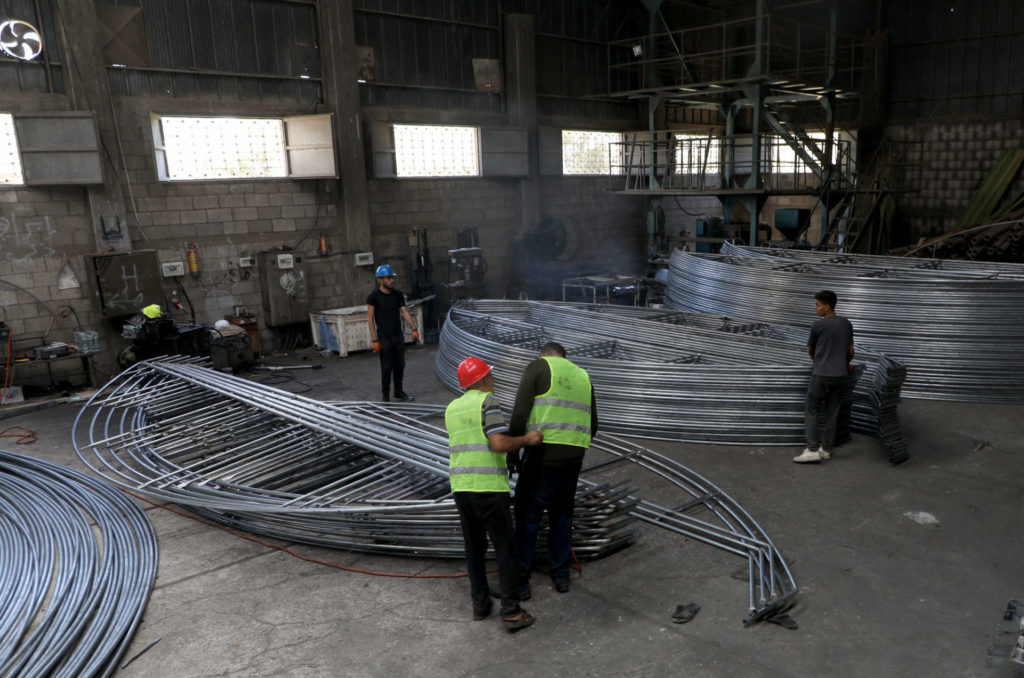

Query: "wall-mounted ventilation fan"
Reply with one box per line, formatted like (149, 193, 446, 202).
(0, 20, 43, 61)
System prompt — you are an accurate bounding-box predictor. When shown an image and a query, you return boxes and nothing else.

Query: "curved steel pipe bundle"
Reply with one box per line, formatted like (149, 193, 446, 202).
(667, 246, 1024, 402)
(73, 360, 796, 624)
(435, 300, 907, 462)
(0, 449, 157, 678)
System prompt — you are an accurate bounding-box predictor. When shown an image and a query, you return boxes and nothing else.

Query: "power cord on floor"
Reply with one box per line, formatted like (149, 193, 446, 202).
(127, 490, 584, 580)
(0, 426, 37, 444)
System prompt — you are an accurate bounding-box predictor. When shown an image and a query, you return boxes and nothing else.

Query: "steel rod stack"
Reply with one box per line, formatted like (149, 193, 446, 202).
(73, 360, 797, 624)
(0, 449, 158, 678)
(667, 245, 1024, 402)
(435, 300, 907, 462)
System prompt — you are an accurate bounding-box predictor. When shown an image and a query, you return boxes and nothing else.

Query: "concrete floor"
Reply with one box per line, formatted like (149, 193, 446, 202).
(3, 343, 1023, 677)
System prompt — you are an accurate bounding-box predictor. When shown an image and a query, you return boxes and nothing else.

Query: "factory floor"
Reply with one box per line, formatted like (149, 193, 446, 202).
(4, 343, 1023, 678)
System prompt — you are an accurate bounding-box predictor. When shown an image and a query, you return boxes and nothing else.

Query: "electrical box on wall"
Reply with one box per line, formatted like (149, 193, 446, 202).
(354, 252, 374, 266)
(91, 250, 163, 317)
(162, 261, 185, 277)
(257, 252, 309, 326)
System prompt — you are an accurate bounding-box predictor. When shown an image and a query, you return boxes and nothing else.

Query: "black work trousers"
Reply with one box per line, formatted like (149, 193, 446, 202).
(378, 332, 405, 397)
(805, 375, 845, 451)
(515, 456, 582, 586)
(453, 491, 521, 617)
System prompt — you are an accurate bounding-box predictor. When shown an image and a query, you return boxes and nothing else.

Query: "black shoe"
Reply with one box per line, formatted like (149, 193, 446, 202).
(473, 599, 493, 621)
(381, 392, 390, 402)
(502, 609, 535, 633)
(394, 391, 415, 401)
(554, 579, 570, 594)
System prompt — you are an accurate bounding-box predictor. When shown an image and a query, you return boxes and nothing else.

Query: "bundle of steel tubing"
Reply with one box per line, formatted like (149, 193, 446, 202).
(668, 245, 1024, 402)
(0, 449, 157, 678)
(435, 300, 908, 463)
(73, 359, 796, 624)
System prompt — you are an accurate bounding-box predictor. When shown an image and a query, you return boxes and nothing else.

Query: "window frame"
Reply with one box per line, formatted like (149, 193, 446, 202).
(150, 113, 336, 183)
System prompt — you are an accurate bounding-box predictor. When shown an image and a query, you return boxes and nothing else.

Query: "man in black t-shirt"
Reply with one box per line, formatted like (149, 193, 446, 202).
(366, 264, 419, 402)
(794, 289, 854, 464)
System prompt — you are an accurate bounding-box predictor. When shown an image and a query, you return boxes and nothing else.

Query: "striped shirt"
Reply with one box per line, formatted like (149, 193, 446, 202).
(481, 393, 509, 438)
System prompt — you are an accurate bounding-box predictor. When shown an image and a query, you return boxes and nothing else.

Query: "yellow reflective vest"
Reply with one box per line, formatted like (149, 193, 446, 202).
(526, 357, 592, 449)
(445, 390, 509, 493)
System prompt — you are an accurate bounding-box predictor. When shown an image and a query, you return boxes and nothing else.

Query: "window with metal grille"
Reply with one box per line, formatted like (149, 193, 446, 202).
(150, 114, 336, 182)
(393, 125, 480, 178)
(562, 130, 623, 175)
(675, 132, 721, 175)
(0, 114, 24, 186)
(155, 117, 287, 181)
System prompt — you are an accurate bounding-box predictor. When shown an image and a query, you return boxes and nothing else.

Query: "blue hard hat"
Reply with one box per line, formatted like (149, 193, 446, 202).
(375, 264, 395, 278)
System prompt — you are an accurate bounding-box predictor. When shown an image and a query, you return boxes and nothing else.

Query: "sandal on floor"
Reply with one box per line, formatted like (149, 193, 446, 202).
(672, 603, 700, 624)
(502, 610, 536, 633)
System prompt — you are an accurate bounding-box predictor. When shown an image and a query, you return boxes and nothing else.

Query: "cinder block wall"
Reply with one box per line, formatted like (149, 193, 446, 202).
(885, 116, 1024, 245)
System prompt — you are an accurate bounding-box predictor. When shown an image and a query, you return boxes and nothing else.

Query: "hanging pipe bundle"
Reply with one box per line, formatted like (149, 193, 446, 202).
(73, 359, 796, 625)
(0, 449, 157, 678)
(667, 246, 1024, 402)
(435, 300, 907, 463)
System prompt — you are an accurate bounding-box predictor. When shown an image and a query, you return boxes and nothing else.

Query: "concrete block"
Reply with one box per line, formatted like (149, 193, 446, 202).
(165, 196, 193, 211)
(151, 211, 183, 226)
(180, 210, 209, 224)
(281, 205, 306, 219)
(244, 193, 270, 207)
(224, 222, 248, 235)
(0, 191, 17, 203)
(138, 197, 166, 212)
(228, 183, 254, 194)
(219, 194, 246, 208)
(257, 206, 282, 220)
(272, 218, 296, 232)
(269, 193, 293, 207)
(232, 207, 258, 221)
(206, 208, 233, 222)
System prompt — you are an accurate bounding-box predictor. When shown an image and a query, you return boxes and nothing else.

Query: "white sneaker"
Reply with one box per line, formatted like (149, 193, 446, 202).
(792, 448, 822, 463)
(817, 447, 831, 460)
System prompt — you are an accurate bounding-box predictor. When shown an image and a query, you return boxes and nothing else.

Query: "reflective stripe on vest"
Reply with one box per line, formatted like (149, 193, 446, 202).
(444, 390, 509, 493)
(526, 356, 592, 448)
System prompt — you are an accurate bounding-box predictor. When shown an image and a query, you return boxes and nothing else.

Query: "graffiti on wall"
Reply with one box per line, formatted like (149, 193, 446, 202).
(0, 214, 56, 264)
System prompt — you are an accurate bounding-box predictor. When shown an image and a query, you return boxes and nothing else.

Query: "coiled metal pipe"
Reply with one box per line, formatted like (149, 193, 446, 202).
(667, 246, 1024, 401)
(0, 449, 157, 678)
(435, 300, 907, 462)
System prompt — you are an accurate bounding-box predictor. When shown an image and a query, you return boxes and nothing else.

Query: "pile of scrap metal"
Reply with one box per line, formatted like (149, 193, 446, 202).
(668, 244, 1024, 403)
(435, 299, 907, 463)
(73, 359, 797, 626)
(0, 449, 157, 677)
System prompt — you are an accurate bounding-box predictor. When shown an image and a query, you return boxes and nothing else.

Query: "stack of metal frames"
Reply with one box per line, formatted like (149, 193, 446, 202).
(73, 359, 796, 625)
(667, 246, 1024, 402)
(436, 300, 907, 463)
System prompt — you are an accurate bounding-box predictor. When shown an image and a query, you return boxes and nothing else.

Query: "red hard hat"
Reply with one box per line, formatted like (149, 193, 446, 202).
(457, 357, 491, 389)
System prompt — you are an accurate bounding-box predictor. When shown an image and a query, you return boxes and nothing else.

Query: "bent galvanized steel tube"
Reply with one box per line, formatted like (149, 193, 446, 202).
(73, 359, 796, 625)
(435, 300, 907, 463)
(668, 246, 1024, 402)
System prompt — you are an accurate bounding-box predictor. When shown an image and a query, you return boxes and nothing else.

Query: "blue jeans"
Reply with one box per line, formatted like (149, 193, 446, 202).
(514, 457, 582, 586)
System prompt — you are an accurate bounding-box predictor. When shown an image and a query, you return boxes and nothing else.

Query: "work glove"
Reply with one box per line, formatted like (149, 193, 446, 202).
(412, 331, 420, 342)
(372, 341, 381, 353)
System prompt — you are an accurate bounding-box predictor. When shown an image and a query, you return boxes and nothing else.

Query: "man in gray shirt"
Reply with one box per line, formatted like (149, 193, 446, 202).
(794, 290, 855, 463)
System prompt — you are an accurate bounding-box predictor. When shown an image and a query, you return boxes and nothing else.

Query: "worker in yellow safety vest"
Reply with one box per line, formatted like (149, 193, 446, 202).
(509, 341, 597, 600)
(445, 356, 541, 633)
